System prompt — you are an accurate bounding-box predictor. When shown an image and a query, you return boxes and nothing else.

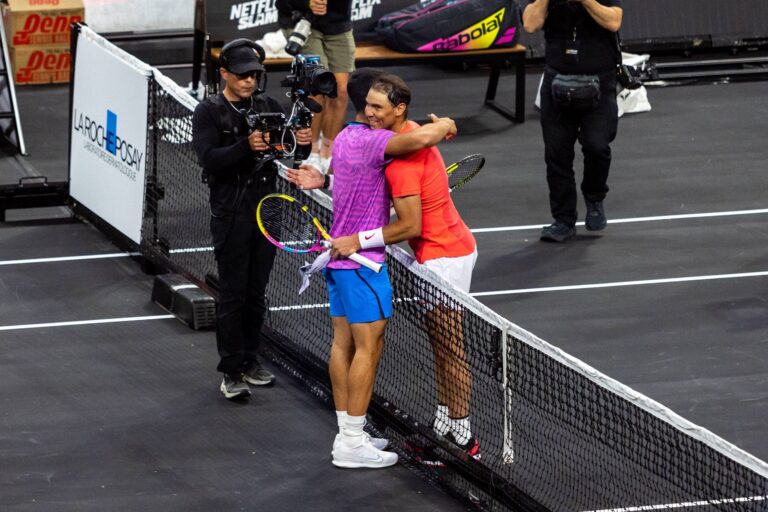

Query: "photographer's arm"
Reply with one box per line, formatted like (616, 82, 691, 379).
(523, 0, 549, 33)
(293, 127, 313, 157)
(385, 114, 456, 157)
(192, 104, 253, 174)
(579, 0, 622, 32)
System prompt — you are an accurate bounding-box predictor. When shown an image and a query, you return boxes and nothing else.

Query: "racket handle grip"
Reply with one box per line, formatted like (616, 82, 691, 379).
(350, 253, 382, 273)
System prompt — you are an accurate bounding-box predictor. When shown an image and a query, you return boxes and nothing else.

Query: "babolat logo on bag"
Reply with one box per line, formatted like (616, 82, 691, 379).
(376, 0, 521, 53)
(419, 8, 514, 51)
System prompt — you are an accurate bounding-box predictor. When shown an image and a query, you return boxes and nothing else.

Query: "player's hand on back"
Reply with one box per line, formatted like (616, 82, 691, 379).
(428, 113, 457, 141)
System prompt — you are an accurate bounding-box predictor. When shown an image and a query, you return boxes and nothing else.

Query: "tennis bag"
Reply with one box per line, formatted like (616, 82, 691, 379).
(375, 0, 521, 53)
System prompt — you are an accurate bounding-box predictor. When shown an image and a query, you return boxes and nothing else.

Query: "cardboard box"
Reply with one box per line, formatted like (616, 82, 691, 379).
(3, 0, 84, 47)
(10, 45, 70, 84)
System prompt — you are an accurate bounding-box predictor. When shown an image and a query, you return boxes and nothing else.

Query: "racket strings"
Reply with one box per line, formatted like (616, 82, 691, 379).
(447, 155, 485, 191)
(259, 198, 320, 252)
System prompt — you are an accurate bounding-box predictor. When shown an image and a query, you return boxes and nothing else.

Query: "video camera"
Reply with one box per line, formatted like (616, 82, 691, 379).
(246, 55, 337, 160)
(281, 54, 337, 106)
(244, 112, 290, 157)
(279, 54, 337, 161)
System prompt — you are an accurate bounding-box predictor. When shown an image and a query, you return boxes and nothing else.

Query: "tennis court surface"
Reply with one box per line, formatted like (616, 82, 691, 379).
(1, 55, 766, 511)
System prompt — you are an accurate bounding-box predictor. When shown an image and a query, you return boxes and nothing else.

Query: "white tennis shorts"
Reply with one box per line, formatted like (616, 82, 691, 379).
(419, 247, 478, 293)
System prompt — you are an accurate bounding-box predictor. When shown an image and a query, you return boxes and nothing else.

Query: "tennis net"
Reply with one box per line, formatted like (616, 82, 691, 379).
(141, 68, 768, 511)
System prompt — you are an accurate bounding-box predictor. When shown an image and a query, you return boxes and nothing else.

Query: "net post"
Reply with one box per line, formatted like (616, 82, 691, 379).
(502, 327, 515, 464)
(141, 74, 170, 262)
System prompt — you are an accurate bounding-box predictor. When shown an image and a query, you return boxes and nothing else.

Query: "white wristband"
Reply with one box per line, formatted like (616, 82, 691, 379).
(358, 227, 385, 249)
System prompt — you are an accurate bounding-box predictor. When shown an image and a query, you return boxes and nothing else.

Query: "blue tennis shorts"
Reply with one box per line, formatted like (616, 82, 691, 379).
(324, 264, 392, 324)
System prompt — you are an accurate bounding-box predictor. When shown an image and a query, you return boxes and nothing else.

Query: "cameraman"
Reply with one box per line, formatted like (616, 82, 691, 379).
(523, 0, 623, 242)
(277, 0, 354, 171)
(192, 40, 312, 400)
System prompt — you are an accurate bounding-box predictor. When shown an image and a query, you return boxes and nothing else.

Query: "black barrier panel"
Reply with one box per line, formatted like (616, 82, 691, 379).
(204, 0, 414, 44)
(524, 0, 768, 57)
(621, 0, 768, 42)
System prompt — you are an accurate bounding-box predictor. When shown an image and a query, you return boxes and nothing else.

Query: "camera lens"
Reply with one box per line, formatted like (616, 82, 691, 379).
(308, 68, 338, 98)
(286, 18, 312, 56)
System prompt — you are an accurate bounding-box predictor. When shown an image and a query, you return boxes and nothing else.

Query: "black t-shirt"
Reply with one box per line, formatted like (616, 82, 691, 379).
(276, 0, 353, 36)
(532, 0, 622, 74)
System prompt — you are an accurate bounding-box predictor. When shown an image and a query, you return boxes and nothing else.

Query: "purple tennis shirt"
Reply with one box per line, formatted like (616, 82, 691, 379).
(328, 123, 395, 269)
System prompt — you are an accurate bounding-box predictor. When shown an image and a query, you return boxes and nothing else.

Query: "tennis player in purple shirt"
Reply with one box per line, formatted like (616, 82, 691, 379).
(287, 68, 455, 469)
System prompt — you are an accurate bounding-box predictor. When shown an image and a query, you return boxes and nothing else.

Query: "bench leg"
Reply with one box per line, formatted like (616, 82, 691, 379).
(484, 56, 526, 124)
(515, 56, 526, 124)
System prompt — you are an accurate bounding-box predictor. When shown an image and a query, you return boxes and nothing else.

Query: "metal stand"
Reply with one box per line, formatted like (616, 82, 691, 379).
(0, 18, 27, 155)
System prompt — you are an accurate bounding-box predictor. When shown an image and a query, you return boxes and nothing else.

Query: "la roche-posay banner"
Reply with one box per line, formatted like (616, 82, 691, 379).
(69, 30, 150, 244)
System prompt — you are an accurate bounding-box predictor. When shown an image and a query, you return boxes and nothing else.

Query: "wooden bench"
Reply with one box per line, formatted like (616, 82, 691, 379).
(203, 41, 528, 123)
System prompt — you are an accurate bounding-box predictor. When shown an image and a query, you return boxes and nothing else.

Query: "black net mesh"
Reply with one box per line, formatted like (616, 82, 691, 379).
(142, 72, 768, 511)
(143, 77, 215, 279)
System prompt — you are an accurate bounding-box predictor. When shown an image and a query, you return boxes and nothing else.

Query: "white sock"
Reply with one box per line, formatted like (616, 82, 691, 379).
(450, 416, 472, 446)
(336, 410, 347, 435)
(433, 404, 451, 436)
(341, 414, 366, 447)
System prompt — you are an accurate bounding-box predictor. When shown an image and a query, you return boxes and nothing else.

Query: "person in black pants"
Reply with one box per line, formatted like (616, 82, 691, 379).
(192, 39, 312, 400)
(523, 0, 623, 242)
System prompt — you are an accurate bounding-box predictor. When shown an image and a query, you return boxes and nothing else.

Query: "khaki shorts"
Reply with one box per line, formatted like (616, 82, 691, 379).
(282, 28, 355, 73)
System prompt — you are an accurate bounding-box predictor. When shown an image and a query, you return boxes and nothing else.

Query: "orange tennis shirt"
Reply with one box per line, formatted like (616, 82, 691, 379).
(385, 120, 476, 264)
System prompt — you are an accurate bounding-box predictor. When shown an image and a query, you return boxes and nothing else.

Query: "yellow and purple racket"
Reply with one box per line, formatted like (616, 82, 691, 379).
(256, 193, 382, 273)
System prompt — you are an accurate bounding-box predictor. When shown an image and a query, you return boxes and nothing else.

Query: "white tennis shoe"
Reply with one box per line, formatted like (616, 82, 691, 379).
(333, 433, 389, 452)
(332, 436, 398, 469)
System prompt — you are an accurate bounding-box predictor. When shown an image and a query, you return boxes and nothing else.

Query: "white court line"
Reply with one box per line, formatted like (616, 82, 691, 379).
(471, 208, 768, 233)
(0, 315, 175, 331)
(471, 271, 768, 297)
(584, 494, 767, 512)
(4, 209, 767, 265)
(169, 247, 212, 254)
(270, 303, 330, 311)
(0, 252, 138, 266)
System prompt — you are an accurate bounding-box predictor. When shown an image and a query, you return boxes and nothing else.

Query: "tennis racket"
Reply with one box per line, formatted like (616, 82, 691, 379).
(446, 153, 486, 192)
(256, 193, 383, 273)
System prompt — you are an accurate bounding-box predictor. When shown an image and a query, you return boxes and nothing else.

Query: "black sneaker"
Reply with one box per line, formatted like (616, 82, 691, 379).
(540, 222, 576, 242)
(242, 359, 275, 386)
(220, 373, 250, 400)
(585, 200, 607, 231)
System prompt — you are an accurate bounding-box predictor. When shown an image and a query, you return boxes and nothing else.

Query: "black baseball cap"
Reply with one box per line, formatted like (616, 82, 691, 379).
(221, 44, 265, 74)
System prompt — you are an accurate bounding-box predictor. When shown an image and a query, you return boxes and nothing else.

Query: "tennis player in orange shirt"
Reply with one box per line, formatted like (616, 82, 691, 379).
(331, 74, 480, 461)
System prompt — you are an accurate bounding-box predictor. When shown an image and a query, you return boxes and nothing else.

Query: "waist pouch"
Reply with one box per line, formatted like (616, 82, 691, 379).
(551, 73, 601, 111)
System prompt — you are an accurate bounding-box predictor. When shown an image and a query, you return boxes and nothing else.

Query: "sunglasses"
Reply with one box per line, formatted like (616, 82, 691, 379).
(234, 70, 260, 80)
